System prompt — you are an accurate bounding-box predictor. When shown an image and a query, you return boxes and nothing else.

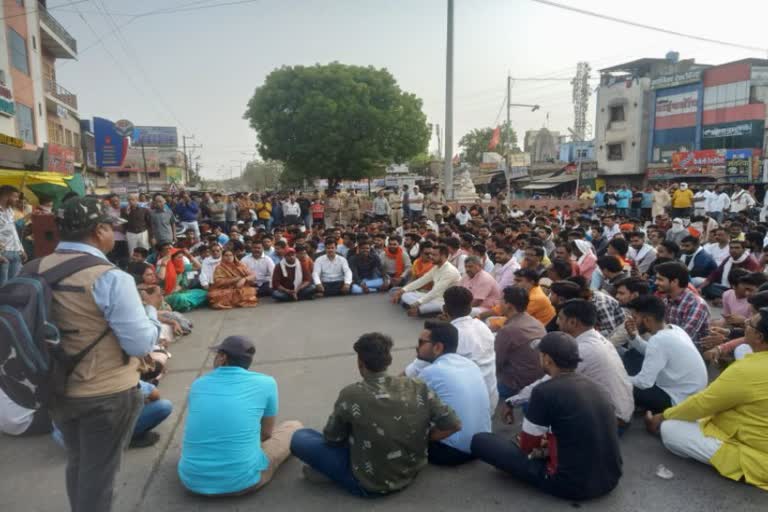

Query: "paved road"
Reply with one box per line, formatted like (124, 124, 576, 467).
(1, 295, 766, 511)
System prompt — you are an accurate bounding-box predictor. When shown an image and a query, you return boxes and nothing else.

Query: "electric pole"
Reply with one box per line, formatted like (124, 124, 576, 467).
(506, 74, 512, 205)
(443, 0, 454, 199)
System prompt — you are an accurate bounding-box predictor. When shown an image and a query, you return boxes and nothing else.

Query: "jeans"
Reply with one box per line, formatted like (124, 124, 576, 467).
(497, 381, 519, 402)
(351, 278, 384, 295)
(471, 433, 616, 501)
(428, 441, 474, 466)
(290, 428, 369, 497)
(272, 285, 316, 302)
(179, 221, 200, 239)
(51, 387, 143, 512)
(0, 250, 22, 286)
(320, 281, 347, 296)
(256, 282, 273, 297)
(133, 399, 173, 436)
(710, 211, 723, 223)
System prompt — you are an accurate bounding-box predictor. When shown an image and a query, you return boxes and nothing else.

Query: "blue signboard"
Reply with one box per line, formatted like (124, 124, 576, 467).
(93, 117, 127, 169)
(132, 126, 178, 147)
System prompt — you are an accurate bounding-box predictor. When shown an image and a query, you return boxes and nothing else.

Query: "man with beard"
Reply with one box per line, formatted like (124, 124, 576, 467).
(654, 261, 711, 346)
(241, 241, 276, 297)
(272, 248, 316, 301)
(699, 239, 761, 301)
(627, 231, 656, 276)
(349, 240, 385, 294)
(392, 244, 461, 316)
(679, 235, 717, 287)
(380, 235, 411, 289)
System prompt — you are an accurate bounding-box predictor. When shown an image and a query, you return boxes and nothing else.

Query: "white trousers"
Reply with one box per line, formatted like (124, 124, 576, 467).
(660, 419, 722, 465)
(401, 291, 443, 315)
(126, 231, 150, 253)
(180, 221, 200, 239)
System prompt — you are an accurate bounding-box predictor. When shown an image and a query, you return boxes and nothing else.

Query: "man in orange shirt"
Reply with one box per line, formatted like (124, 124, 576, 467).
(478, 268, 556, 331)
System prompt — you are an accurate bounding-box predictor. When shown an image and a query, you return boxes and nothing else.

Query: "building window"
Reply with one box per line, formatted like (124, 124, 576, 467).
(8, 28, 29, 75)
(607, 143, 623, 161)
(609, 105, 625, 123)
(704, 81, 749, 110)
(16, 103, 35, 144)
(65, 129, 73, 147)
(16, 0, 24, 6)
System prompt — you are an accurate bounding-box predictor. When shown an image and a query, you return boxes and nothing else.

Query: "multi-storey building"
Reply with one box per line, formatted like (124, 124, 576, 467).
(0, 0, 81, 172)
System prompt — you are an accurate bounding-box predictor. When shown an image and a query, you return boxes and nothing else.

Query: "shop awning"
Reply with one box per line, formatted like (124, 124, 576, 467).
(473, 173, 499, 185)
(521, 174, 577, 190)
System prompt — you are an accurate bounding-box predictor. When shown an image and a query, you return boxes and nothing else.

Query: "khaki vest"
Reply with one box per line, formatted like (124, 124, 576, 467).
(40, 252, 140, 398)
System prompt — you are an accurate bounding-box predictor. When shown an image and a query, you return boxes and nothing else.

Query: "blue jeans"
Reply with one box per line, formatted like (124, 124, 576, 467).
(134, 399, 173, 435)
(351, 278, 384, 295)
(290, 428, 370, 497)
(497, 382, 518, 402)
(0, 250, 22, 287)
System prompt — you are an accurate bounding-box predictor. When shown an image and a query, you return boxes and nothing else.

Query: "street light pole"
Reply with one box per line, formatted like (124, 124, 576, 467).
(442, 0, 454, 200)
(506, 74, 511, 207)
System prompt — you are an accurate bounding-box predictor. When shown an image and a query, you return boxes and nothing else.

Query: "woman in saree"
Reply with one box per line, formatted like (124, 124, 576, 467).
(207, 248, 259, 309)
(156, 248, 208, 312)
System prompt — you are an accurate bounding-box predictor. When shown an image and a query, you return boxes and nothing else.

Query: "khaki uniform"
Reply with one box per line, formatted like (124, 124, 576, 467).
(426, 191, 445, 221)
(325, 197, 342, 227)
(345, 194, 362, 224)
(389, 193, 403, 227)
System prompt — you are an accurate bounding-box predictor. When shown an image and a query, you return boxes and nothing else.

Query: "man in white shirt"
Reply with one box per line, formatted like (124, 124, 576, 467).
(508, 205, 525, 219)
(404, 286, 498, 416)
(622, 295, 708, 413)
(241, 241, 276, 297)
(730, 184, 755, 215)
(282, 195, 302, 226)
(627, 231, 657, 275)
(492, 244, 521, 290)
(312, 238, 352, 296)
(703, 227, 731, 266)
(371, 190, 391, 220)
(0, 185, 26, 286)
(455, 205, 471, 226)
(602, 216, 620, 240)
(408, 185, 425, 221)
(391, 244, 461, 316)
(509, 299, 634, 427)
(199, 244, 222, 289)
(708, 186, 730, 223)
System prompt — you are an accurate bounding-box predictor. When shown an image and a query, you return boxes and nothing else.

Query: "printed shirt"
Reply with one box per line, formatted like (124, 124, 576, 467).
(592, 290, 626, 335)
(323, 372, 460, 494)
(0, 206, 22, 252)
(665, 288, 711, 345)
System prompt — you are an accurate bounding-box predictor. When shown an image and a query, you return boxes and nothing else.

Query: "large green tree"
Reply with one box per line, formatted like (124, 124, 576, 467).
(244, 62, 430, 190)
(242, 160, 284, 190)
(458, 126, 519, 165)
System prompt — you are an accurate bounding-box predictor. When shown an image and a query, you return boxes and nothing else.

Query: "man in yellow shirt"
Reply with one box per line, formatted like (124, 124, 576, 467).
(670, 183, 694, 219)
(254, 196, 272, 229)
(646, 308, 768, 491)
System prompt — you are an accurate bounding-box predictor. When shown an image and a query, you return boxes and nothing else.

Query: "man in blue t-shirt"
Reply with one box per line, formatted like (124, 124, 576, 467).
(178, 336, 302, 496)
(616, 185, 632, 216)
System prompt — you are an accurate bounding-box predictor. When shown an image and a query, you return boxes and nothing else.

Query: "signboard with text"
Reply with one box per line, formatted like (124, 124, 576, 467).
(651, 70, 702, 90)
(655, 90, 698, 117)
(93, 117, 127, 168)
(672, 149, 726, 169)
(0, 82, 14, 117)
(132, 126, 178, 147)
(703, 122, 755, 139)
(45, 143, 75, 174)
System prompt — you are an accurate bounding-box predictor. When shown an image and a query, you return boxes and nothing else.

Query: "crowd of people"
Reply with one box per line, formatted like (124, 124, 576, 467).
(1, 178, 767, 509)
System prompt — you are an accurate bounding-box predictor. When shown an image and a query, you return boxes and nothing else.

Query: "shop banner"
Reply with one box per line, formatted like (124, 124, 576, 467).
(656, 91, 698, 117)
(45, 143, 75, 174)
(117, 146, 160, 172)
(672, 149, 725, 169)
(651, 70, 702, 90)
(702, 122, 754, 139)
(132, 126, 178, 147)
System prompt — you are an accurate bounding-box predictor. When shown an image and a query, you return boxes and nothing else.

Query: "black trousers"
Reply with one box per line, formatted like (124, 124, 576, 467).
(256, 282, 273, 297)
(471, 433, 616, 501)
(622, 349, 673, 414)
(428, 441, 474, 466)
(321, 281, 347, 296)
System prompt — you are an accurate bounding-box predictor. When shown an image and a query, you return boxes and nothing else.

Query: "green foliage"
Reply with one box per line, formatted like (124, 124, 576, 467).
(244, 62, 430, 189)
(242, 160, 284, 190)
(458, 126, 519, 164)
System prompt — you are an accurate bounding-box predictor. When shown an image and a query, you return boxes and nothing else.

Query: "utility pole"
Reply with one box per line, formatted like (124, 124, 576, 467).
(442, 0, 454, 199)
(436, 123, 442, 158)
(505, 74, 511, 206)
(182, 135, 190, 183)
(140, 142, 150, 193)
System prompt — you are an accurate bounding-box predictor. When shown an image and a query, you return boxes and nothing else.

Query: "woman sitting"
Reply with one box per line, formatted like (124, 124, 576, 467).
(156, 248, 208, 312)
(207, 248, 259, 309)
(126, 262, 195, 336)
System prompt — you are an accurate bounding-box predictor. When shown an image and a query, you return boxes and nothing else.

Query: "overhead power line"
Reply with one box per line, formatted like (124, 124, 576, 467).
(529, 0, 768, 54)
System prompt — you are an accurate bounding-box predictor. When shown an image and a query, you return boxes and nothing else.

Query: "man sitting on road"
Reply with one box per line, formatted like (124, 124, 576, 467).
(494, 286, 547, 401)
(178, 336, 302, 496)
(622, 295, 708, 414)
(478, 268, 556, 331)
(241, 240, 275, 297)
(391, 244, 461, 316)
(413, 320, 491, 465)
(271, 248, 316, 301)
(699, 239, 761, 301)
(348, 239, 385, 295)
(290, 332, 461, 496)
(405, 286, 498, 415)
(312, 238, 353, 297)
(679, 235, 717, 287)
(459, 255, 501, 317)
(654, 261, 711, 347)
(380, 235, 411, 289)
(472, 332, 623, 501)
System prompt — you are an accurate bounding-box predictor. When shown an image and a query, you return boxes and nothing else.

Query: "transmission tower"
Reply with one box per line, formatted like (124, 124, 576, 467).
(571, 62, 591, 141)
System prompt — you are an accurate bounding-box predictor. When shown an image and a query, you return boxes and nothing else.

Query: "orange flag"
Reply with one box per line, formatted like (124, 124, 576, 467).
(488, 126, 501, 150)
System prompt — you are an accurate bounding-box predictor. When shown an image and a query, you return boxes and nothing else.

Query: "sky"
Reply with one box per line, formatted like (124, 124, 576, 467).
(51, 0, 768, 179)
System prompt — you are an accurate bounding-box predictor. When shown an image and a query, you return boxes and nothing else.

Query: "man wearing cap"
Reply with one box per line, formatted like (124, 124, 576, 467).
(44, 196, 162, 511)
(179, 336, 302, 496)
(472, 332, 623, 501)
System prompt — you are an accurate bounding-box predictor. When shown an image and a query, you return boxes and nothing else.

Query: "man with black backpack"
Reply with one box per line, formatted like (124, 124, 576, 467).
(1, 196, 161, 512)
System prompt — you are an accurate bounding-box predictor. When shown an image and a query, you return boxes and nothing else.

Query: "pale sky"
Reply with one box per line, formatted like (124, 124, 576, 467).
(53, 0, 768, 179)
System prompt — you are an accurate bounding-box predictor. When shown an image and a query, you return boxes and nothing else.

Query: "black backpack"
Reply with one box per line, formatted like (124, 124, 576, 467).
(0, 253, 112, 410)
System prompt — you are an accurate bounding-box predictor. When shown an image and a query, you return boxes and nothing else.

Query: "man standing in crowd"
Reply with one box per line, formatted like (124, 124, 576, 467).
(150, 194, 175, 247)
(179, 336, 302, 496)
(413, 320, 490, 465)
(282, 194, 302, 227)
(392, 244, 461, 316)
(123, 193, 152, 256)
(209, 193, 227, 231)
(0, 185, 26, 286)
(730, 184, 756, 217)
(388, 189, 403, 227)
(174, 192, 200, 239)
(622, 295, 708, 414)
(426, 185, 444, 221)
(671, 183, 694, 218)
(47, 196, 161, 511)
(472, 332, 623, 501)
(372, 190, 391, 222)
(241, 240, 276, 297)
(290, 333, 461, 496)
(312, 238, 353, 296)
(324, 191, 342, 227)
(409, 185, 424, 221)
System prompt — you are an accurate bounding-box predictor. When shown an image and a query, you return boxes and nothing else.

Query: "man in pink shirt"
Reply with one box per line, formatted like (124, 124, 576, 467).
(492, 245, 520, 291)
(460, 256, 502, 317)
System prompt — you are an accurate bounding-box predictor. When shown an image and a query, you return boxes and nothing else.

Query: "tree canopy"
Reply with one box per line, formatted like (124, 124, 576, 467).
(458, 126, 519, 165)
(244, 62, 431, 190)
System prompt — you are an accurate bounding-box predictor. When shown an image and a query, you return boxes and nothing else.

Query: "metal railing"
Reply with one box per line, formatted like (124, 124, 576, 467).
(38, 2, 78, 53)
(44, 79, 78, 110)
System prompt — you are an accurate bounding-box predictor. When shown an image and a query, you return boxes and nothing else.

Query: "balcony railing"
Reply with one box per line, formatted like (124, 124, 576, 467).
(44, 79, 78, 110)
(38, 2, 78, 53)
